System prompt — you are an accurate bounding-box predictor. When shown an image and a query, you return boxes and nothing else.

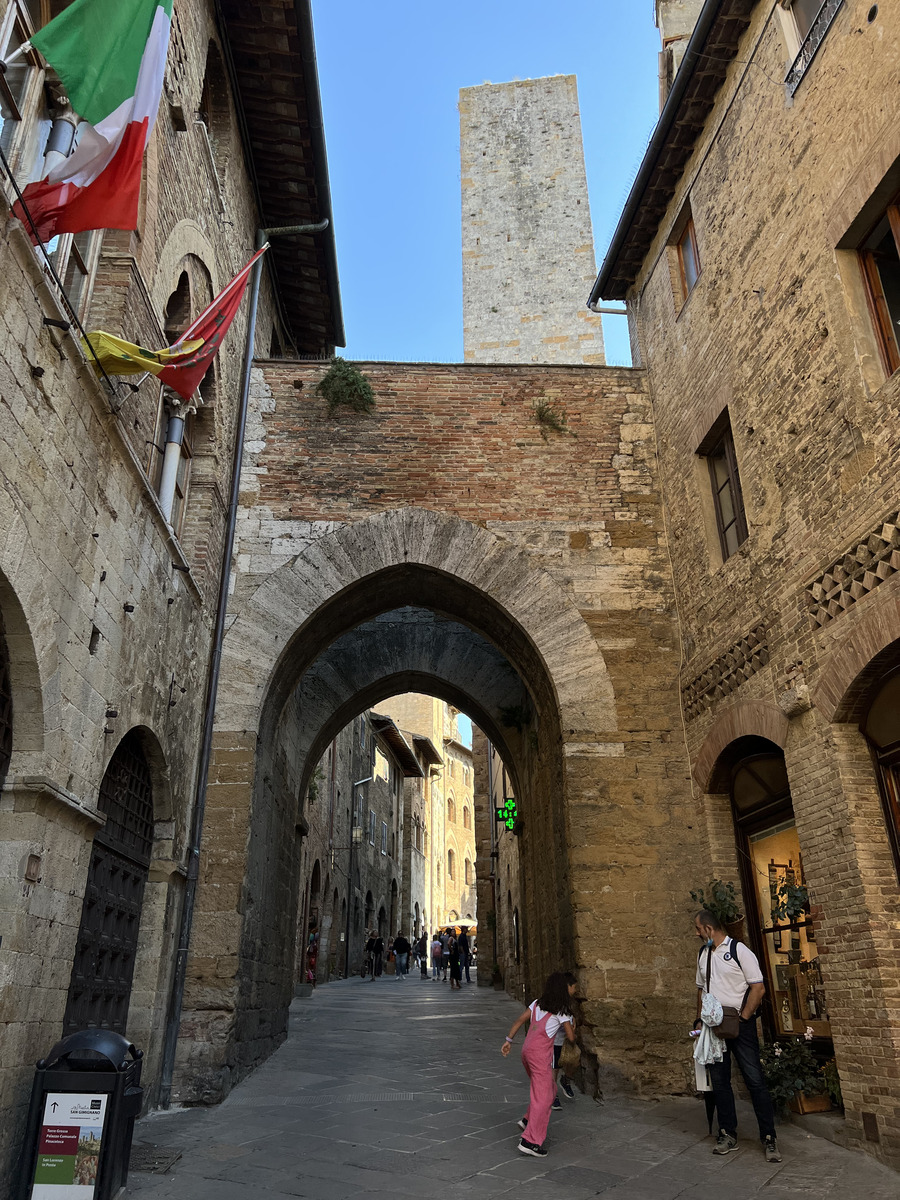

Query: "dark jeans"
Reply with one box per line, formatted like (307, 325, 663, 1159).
(708, 1018, 776, 1141)
(461, 951, 471, 982)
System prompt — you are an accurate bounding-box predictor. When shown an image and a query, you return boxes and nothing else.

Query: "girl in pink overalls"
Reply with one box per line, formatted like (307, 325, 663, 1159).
(500, 972, 577, 1157)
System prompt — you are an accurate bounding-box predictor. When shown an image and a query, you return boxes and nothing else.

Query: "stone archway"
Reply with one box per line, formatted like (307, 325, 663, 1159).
(175, 499, 702, 1105)
(178, 508, 621, 1102)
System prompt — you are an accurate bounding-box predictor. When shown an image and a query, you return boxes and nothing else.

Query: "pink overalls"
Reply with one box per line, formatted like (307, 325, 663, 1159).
(521, 1004, 557, 1146)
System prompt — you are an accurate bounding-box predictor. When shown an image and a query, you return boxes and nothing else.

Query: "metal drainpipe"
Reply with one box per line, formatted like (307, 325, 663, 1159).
(158, 219, 330, 1108)
(42, 114, 78, 177)
(157, 408, 185, 523)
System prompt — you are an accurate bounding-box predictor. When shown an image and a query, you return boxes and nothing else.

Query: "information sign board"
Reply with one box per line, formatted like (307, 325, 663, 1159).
(31, 1092, 107, 1199)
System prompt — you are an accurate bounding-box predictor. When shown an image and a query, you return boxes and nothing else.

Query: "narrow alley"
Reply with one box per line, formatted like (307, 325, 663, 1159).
(127, 976, 898, 1200)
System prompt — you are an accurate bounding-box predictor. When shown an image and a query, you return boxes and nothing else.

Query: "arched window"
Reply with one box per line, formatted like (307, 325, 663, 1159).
(447, 848, 456, 880)
(447, 796, 456, 823)
(463, 805, 470, 829)
(464, 859, 472, 885)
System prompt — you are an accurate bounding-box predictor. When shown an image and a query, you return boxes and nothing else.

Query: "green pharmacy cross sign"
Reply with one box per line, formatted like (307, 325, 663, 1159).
(496, 797, 517, 829)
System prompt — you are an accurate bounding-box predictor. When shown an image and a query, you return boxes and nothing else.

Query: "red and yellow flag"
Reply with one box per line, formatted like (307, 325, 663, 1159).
(83, 245, 268, 400)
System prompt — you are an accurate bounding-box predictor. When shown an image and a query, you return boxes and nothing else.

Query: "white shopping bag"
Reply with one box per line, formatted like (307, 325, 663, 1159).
(695, 1059, 712, 1092)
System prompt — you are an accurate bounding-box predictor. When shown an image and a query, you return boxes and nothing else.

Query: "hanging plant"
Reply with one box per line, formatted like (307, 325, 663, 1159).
(690, 879, 742, 926)
(771, 879, 809, 925)
(315, 357, 375, 415)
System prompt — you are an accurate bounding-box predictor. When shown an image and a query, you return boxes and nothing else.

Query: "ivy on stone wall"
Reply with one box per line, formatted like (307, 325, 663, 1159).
(316, 357, 376, 416)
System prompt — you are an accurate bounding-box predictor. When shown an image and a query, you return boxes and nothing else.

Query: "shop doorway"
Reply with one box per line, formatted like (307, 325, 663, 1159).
(862, 668, 900, 878)
(729, 738, 831, 1046)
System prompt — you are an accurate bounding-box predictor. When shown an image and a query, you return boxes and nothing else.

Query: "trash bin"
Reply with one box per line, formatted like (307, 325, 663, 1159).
(16, 1029, 143, 1200)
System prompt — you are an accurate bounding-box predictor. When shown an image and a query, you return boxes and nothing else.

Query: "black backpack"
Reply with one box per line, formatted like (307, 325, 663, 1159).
(699, 938, 760, 1018)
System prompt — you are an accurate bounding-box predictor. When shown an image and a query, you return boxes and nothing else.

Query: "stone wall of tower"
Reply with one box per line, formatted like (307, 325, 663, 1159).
(459, 75, 604, 365)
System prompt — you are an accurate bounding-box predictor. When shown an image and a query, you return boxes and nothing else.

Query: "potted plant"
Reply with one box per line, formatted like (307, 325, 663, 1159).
(760, 1028, 830, 1114)
(690, 879, 744, 939)
(770, 879, 810, 926)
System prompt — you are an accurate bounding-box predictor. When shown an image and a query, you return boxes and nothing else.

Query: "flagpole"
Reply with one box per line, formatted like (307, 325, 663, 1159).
(171, 244, 269, 349)
(0, 41, 32, 69)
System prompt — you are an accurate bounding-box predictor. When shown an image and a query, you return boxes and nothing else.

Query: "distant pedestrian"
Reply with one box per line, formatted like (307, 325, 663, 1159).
(364, 932, 376, 979)
(458, 926, 471, 983)
(431, 933, 442, 980)
(394, 931, 410, 979)
(500, 972, 576, 1158)
(448, 935, 462, 989)
(440, 928, 451, 980)
(417, 931, 429, 977)
(372, 933, 385, 978)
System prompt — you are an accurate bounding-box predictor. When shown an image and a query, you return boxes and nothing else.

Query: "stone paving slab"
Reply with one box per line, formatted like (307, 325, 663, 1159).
(128, 974, 899, 1199)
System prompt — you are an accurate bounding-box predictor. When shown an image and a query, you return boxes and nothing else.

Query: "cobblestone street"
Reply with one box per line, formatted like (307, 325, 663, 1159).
(127, 974, 899, 1199)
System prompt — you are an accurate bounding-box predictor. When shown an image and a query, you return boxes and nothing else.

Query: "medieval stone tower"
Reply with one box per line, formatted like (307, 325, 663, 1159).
(459, 75, 604, 365)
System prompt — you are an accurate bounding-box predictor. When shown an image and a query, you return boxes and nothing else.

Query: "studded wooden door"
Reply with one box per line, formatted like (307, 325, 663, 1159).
(63, 732, 154, 1036)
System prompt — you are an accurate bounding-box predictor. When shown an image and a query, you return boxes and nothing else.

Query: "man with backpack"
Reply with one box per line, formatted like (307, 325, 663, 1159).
(693, 909, 782, 1163)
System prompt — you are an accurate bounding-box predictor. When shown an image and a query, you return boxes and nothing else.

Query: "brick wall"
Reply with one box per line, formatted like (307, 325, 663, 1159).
(194, 357, 706, 1098)
(626, 0, 900, 1166)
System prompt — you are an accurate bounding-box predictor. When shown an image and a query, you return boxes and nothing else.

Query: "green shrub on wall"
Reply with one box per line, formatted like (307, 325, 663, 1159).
(316, 357, 375, 415)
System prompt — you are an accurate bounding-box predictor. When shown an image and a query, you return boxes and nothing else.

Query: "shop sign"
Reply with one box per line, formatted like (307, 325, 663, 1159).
(31, 1092, 107, 1198)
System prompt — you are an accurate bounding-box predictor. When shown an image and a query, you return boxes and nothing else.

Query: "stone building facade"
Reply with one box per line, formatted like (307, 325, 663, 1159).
(0, 0, 339, 1187)
(592, 0, 900, 1169)
(189, 355, 694, 1106)
(473, 730, 526, 999)
(460, 76, 605, 365)
(396, 725, 442, 940)
(380, 694, 475, 929)
(292, 710, 421, 985)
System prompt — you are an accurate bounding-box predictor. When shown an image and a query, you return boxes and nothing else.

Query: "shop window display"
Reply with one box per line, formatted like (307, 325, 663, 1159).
(730, 744, 831, 1044)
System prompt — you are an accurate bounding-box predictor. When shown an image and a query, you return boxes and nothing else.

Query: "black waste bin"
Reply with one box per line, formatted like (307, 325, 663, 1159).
(16, 1029, 143, 1200)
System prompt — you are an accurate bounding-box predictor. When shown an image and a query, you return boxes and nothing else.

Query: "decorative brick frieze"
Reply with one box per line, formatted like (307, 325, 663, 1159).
(682, 625, 769, 720)
(805, 510, 900, 628)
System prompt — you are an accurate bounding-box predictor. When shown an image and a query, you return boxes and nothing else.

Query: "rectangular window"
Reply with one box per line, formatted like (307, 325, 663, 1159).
(698, 413, 748, 562)
(374, 747, 390, 782)
(859, 200, 900, 377)
(677, 217, 701, 298)
(785, 0, 824, 41)
(381, 822, 387, 855)
(368, 809, 376, 845)
(781, 0, 845, 96)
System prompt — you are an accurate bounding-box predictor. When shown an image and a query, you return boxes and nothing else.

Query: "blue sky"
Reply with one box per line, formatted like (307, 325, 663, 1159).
(313, 2, 662, 367)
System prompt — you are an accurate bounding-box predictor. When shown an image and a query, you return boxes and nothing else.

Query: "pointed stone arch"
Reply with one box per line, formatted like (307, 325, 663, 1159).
(218, 507, 615, 740)
(184, 507, 619, 1105)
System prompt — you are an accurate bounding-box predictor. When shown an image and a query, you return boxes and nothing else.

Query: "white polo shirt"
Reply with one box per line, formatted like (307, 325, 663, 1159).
(696, 939, 763, 1010)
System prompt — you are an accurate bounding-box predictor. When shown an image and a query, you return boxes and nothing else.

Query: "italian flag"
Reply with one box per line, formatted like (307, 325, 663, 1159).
(13, 0, 172, 243)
